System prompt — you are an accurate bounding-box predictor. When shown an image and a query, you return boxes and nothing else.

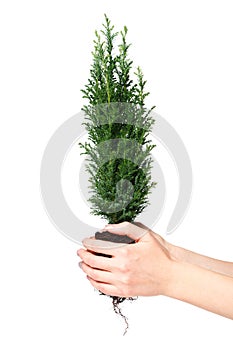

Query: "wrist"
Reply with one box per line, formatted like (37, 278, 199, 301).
(159, 253, 179, 297)
(168, 243, 186, 263)
(162, 258, 185, 298)
(163, 258, 202, 300)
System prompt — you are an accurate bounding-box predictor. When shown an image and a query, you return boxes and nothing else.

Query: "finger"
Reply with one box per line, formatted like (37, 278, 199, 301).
(86, 276, 122, 297)
(82, 237, 129, 253)
(101, 221, 150, 241)
(134, 222, 149, 230)
(80, 262, 114, 284)
(78, 249, 116, 271)
(133, 223, 164, 246)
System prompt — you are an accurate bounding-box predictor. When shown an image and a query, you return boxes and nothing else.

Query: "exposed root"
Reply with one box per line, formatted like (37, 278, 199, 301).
(111, 296, 129, 336)
(99, 292, 137, 335)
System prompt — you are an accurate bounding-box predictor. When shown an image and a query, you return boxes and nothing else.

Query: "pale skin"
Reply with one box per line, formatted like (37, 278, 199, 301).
(77, 222, 233, 320)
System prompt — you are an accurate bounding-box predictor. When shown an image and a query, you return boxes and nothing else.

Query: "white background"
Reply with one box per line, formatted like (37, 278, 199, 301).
(0, 0, 232, 349)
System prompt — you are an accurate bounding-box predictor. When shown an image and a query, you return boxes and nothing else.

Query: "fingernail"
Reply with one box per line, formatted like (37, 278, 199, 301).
(78, 262, 82, 269)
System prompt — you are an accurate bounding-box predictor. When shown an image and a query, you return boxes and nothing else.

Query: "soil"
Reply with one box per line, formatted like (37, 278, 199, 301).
(95, 230, 135, 244)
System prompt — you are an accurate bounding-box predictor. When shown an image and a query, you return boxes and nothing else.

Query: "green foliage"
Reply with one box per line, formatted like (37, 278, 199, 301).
(80, 14, 156, 224)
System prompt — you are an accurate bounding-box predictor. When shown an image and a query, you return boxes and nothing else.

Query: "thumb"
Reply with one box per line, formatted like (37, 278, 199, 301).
(82, 222, 150, 252)
(101, 221, 150, 242)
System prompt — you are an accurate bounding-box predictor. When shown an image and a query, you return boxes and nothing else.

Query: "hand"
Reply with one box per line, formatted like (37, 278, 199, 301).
(77, 222, 174, 298)
(77, 222, 233, 319)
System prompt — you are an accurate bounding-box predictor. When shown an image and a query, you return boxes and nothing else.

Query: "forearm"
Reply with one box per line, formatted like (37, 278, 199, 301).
(169, 244, 233, 277)
(166, 260, 233, 319)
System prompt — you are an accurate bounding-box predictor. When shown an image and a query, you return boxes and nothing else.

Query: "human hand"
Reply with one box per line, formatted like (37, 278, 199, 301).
(77, 222, 174, 298)
(77, 222, 233, 319)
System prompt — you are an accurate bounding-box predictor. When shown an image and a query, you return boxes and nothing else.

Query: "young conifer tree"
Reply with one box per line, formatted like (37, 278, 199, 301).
(80, 15, 156, 333)
(80, 15, 156, 238)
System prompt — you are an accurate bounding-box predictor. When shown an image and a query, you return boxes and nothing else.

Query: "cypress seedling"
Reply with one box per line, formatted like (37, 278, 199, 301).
(80, 14, 156, 334)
